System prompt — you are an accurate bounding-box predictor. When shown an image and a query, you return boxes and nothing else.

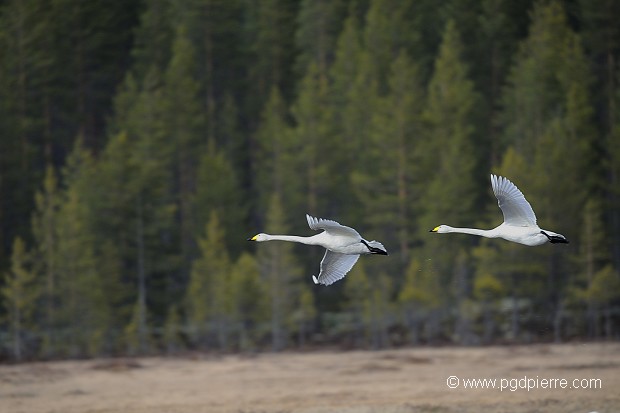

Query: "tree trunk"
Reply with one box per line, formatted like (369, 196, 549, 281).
(136, 195, 147, 353)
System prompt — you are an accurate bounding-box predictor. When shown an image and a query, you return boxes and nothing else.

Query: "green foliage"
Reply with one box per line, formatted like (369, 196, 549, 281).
(398, 257, 442, 309)
(246, 0, 299, 108)
(587, 265, 620, 305)
(164, 22, 206, 262)
(185, 212, 231, 348)
(31, 165, 60, 356)
(254, 87, 296, 213)
(163, 304, 182, 354)
(193, 140, 246, 257)
(421, 19, 481, 300)
(352, 50, 425, 262)
(1, 0, 619, 357)
(423, 20, 480, 227)
(2, 237, 38, 360)
(257, 193, 303, 351)
(229, 252, 268, 350)
(291, 61, 332, 215)
(295, 0, 347, 78)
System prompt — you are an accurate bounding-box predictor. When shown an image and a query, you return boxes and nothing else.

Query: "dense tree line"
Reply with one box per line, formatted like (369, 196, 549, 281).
(1, 0, 619, 360)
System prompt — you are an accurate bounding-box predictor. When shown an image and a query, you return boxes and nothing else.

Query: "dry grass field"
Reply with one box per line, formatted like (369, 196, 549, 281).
(1, 343, 619, 413)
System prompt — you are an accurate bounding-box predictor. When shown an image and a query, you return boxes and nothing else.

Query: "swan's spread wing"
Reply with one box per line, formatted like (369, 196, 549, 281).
(306, 214, 361, 238)
(490, 174, 537, 227)
(312, 250, 360, 286)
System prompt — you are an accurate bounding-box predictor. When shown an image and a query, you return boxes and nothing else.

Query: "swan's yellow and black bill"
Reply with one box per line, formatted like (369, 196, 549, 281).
(429, 226, 439, 232)
(247, 235, 258, 241)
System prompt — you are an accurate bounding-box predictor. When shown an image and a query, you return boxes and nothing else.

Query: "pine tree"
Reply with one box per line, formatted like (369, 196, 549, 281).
(229, 252, 267, 350)
(423, 19, 480, 220)
(253, 87, 296, 214)
(398, 255, 443, 344)
(344, 262, 392, 349)
(43, 140, 115, 356)
(500, 1, 597, 341)
(579, 0, 620, 137)
(421, 19, 481, 317)
(290, 61, 331, 215)
(0, 0, 55, 264)
(193, 140, 246, 257)
(472, 268, 504, 344)
(363, 0, 420, 92)
(585, 265, 620, 338)
(245, 0, 299, 113)
(351, 50, 424, 263)
(476, 0, 526, 163)
(2, 237, 38, 361)
(473, 149, 548, 342)
(163, 304, 182, 354)
(256, 193, 302, 351)
(130, 0, 174, 80)
(326, 9, 366, 219)
(163, 22, 206, 266)
(344, 259, 372, 347)
(567, 199, 611, 338)
(31, 165, 61, 356)
(186, 212, 231, 349)
(55, 186, 110, 356)
(294, 286, 316, 347)
(173, 0, 245, 144)
(294, 0, 347, 80)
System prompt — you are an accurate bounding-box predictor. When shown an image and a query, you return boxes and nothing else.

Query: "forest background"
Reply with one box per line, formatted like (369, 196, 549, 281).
(1, 0, 619, 361)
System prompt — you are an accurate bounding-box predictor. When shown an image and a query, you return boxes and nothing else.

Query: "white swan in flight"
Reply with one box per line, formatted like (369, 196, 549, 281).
(248, 214, 388, 285)
(430, 174, 568, 246)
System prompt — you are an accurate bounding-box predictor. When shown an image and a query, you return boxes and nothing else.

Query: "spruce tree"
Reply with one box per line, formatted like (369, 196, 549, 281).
(229, 252, 267, 350)
(352, 50, 424, 263)
(294, 0, 347, 80)
(256, 193, 302, 351)
(254, 87, 296, 215)
(421, 19, 481, 304)
(163, 22, 205, 266)
(186, 212, 231, 349)
(500, 1, 597, 341)
(193, 140, 246, 257)
(2, 237, 38, 361)
(31, 165, 61, 356)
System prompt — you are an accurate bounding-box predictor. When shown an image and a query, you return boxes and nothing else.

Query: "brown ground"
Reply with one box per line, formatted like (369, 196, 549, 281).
(1, 343, 619, 413)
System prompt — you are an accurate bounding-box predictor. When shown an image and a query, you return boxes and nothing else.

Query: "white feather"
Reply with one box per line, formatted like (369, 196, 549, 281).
(250, 214, 387, 285)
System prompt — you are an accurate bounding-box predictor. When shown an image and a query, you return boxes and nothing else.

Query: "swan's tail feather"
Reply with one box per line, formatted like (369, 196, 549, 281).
(367, 240, 388, 255)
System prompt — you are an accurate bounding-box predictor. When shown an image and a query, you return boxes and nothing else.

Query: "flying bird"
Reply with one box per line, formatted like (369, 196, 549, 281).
(430, 174, 568, 246)
(248, 214, 388, 285)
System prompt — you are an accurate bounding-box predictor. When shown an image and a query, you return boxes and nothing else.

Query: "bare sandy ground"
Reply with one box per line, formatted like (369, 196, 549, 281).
(1, 343, 619, 413)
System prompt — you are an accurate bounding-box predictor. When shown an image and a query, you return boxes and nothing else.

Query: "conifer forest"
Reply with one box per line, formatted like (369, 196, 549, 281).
(1, 0, 620, 360)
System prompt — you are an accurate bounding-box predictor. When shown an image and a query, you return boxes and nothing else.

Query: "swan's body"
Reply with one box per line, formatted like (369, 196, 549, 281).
(249, 214, 387, 285)
(430, 174, 568, 246)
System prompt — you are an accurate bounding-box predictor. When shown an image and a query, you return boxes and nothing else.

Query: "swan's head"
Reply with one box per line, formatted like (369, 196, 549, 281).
(247, 233, 269, 242)
(429, 225, 451, 234)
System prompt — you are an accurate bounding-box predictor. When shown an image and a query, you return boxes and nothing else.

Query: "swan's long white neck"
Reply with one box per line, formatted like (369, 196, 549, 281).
(262, 234, 320, 245)
(444, 226, 497, 238)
